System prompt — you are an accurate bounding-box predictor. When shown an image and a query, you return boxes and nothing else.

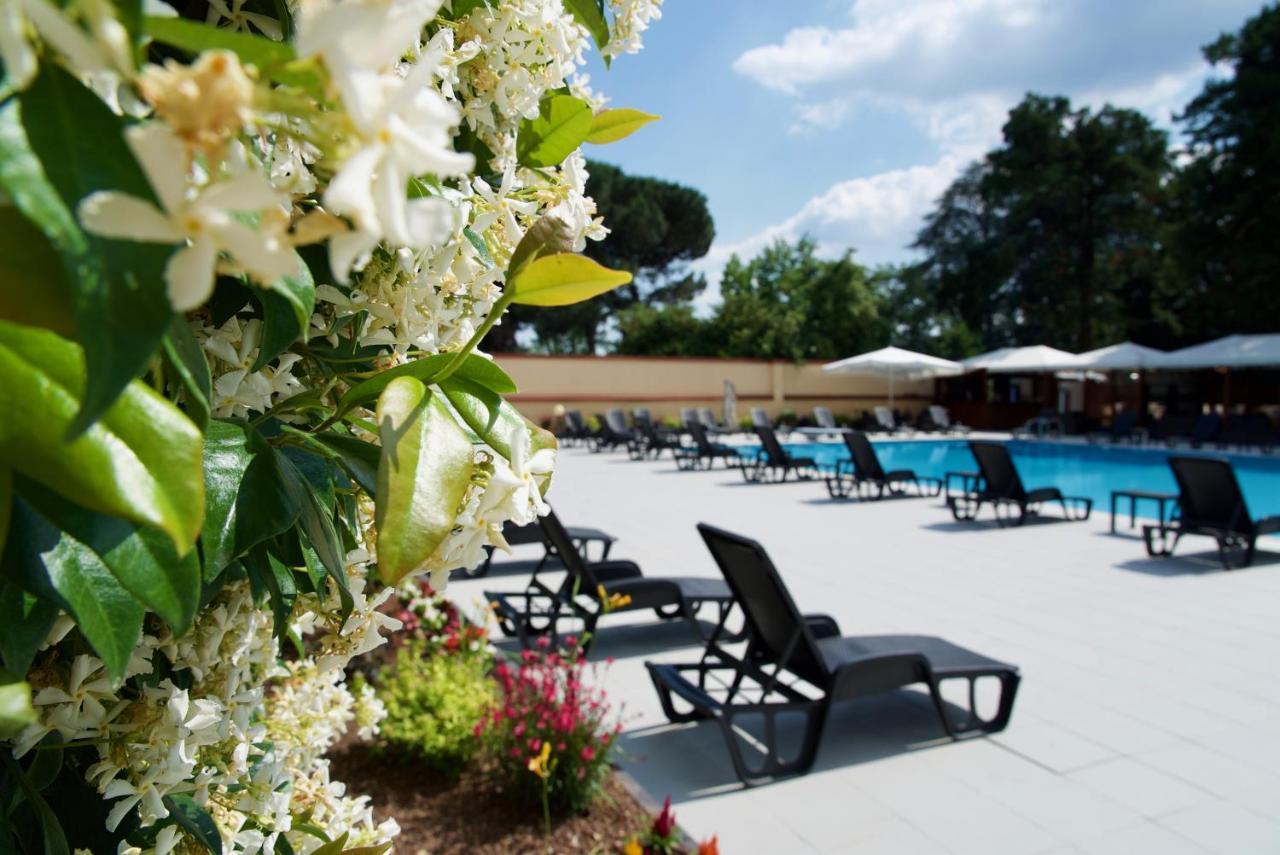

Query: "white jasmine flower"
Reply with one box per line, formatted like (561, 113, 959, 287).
(78, 124, 295, 310)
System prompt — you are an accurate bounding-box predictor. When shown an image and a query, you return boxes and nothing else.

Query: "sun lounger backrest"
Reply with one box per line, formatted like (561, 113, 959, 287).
(501, 520, 544, 547)
(873, 406, 895, 431)
(1169, 456, 1251, 534)
(538, 509, 599, 592)
(929, 405, 950, 428)
(843, 430, 885, 481)
(680, 407, 697, 427)
(697, 524, 829, 686)
(814, 407, 836, 429)
(754, 427, 788, 466)
(751, 407, 771, 429)
(698, 408, 719, 429)
(970, 442, 1025, 500)
(606, 409, 630, 434)
(689, 422, 715, 454)
(634, 409, 652, 425)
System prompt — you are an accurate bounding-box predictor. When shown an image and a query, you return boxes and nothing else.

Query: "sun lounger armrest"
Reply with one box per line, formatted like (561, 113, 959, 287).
(589, 560, 644, 582)
(1255, 515, 1280, 536)
(830, 651, 933, 699)
(803, 613, 841, 640)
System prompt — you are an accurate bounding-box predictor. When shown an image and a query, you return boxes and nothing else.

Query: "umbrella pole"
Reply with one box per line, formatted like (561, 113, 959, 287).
(889, 369, 895, 411)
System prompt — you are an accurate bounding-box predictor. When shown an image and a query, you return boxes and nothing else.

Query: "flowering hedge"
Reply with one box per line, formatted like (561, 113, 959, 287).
(0, 0, 660, 851)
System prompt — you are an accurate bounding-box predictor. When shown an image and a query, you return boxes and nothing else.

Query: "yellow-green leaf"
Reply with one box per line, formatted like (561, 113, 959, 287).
(0, 676, 35, 739)
(374, 378, 475, 584)
(508, 253, 632, 307)
(585, 108, 660, 145)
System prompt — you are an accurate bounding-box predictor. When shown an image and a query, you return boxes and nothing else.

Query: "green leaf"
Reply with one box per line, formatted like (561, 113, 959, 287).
(564, 0, 610, 57)
(314, 433, 379, 497)
(252, 254, 315, 372)
(462, 226, 494, 268)
(0, 319, 204, 553)
(232, 438, 303, 563)
(145, 16, 294, 70)
(243, 545, 296, 638)
(162, 794, 223, 855)
(508, 213, 575, 276)
(0, 206, 75, 336)
(448, 0, 492, 18)
(2, 753, 67, 855)
(277, 449, 345, 583)
(0, 676, 35, 739)
(508, 253, 632, 307)
(17, 477, 199, 635)
(516, 93, 594, 169)
(440, 376, 528, 463)
(374, 378, 475, 584)
(162, 316, 212, 430)
(0, 465, 9, 563)
(0, 581, 58, 675)
(329, 352, 516, 425)
(200, 420, 257, 577)
(5, 496, 144, 679)
(17, 66, 175, 434)
(310, 833, 349, 855)
(585, 108, 659, 144)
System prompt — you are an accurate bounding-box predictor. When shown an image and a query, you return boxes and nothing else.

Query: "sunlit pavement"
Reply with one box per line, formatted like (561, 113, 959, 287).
(449, 444, 1280, 855)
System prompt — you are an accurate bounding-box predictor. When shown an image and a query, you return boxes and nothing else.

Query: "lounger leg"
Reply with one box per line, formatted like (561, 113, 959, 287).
(720, 702, 828, 784)
(927, 672, 1020, 738)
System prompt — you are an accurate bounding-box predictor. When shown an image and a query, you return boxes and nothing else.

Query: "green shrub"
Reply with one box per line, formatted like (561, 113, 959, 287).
(375, 639, 494, 777)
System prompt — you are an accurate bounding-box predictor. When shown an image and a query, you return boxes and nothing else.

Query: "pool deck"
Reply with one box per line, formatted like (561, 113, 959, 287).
(449, 443, 1280, 855)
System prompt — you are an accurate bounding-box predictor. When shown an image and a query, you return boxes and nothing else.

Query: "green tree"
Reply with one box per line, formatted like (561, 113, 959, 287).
(913, 94, 1173, 351)
(704, 238, 886, 360)
(613, 303, 709, 356)
(1169, 3, 1280, 339)
(874, 264, 982, 359)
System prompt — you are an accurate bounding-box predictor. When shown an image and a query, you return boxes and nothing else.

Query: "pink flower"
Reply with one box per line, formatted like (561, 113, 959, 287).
(581, 745, 595, 761)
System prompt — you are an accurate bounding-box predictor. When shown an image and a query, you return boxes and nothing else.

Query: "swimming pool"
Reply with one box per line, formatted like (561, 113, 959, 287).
(742, 438, 1280, 517)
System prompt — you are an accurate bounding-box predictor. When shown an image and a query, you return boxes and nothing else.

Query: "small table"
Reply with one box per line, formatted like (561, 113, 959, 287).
(944, 470, 981, 500)
(1109, 490, 1178, 534)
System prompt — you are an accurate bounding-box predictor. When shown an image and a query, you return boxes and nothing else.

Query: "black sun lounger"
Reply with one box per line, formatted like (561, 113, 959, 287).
(947, 441, 1092, 526)
(487, 510, 738, 652)
(589, 409, 635, 452)
(629, 416, 681, 460)
(740, 426, 818, 483)
(646, 525, 1020, 784)
(676, 422, 740, 470)
(467, 516, 616, 578)
(825, 430, 942, 499)
(1144, 456, 1280, 570)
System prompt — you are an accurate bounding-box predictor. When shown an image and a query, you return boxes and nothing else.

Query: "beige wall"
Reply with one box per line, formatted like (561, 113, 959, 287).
(493, 354, 933, 425)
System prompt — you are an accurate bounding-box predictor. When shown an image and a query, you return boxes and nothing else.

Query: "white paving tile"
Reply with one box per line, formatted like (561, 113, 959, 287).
(451, 446, 1280, 854)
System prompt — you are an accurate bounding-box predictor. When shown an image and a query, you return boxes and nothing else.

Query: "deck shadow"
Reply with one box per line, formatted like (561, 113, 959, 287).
(617, 689, 964, 802)
(1113, 548, 1280, 576)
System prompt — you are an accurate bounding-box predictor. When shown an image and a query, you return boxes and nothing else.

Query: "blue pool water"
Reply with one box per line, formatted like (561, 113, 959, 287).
(741, 439, 1280, 517)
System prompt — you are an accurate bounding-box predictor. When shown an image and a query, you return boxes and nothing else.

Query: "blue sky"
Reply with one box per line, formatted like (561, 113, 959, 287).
(583, 0, 1263, 302)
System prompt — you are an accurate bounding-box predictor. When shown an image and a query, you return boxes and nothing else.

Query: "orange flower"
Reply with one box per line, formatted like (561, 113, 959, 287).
(697, 836, 720, 855)
(527, 740, 552, 780)
(597, 585, 633, 612)
(622, 837, 644, 855)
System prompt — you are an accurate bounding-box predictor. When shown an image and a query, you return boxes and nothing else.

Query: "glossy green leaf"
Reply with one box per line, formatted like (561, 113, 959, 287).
(0, 581, 58, 674)
(0, 206, 75, 336)
(0, 676, 35, 739)
(564, 0, 609, 57)
(314, 433, 379, 497)
(448, 0, 493, 18)
(162, 794, 223, 855)
(6, 496, 144, 679)
(440, 375, 528, 463)
(516, 93, 594, 169)
(278, 449, 344, 579)
(0, 319, 204, 553)
(18, 66, 174, 434)
(232, 440, 303, 564)
(252, 253, 315, 372)
(375, 378, 475, 584)
(200, 420, 257, 577)
(145, 16, 294, 70)
(508, 213, 575, 276)
(18, 477, 199, 635)
(244, 545, 296, 638)
(163, 316, 212, 430)
(0, 465, 9, 562)
(585, 108, 660, 144)
(508, 252, 632, 307)
(329, 352, 516, 425)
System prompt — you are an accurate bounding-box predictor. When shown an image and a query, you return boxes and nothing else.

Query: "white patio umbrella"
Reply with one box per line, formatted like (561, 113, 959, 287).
(1074, 341, 1169, 371)
(961, 345, 1080, 373)
(822, 346, 963, 408)
(1158, 334, 1280, 369)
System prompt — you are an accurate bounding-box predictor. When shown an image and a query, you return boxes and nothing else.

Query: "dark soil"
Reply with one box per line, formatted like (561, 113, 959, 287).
(328, 739, 652, 855)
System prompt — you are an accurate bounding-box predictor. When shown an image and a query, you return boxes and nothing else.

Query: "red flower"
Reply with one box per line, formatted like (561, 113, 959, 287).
(580, 745, 595, 761)
(652, 796, 676, 839)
